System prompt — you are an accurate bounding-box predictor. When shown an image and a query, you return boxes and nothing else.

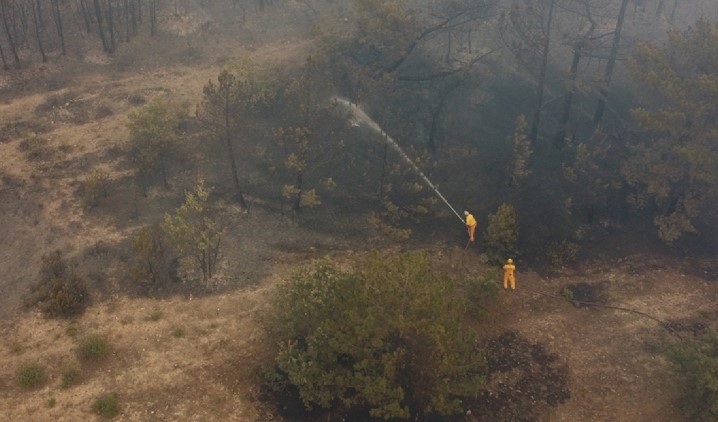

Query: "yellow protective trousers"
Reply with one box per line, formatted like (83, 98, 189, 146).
(467, 224, 476, 242)
(504, 273, 515, 290)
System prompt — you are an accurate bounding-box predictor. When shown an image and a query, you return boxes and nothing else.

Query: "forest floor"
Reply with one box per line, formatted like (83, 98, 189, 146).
(1, 3, 717, 422)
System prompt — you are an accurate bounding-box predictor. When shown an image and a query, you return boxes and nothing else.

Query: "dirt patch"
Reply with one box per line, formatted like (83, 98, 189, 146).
(467, 331, 570, 422)
(561, 281, 609, 308)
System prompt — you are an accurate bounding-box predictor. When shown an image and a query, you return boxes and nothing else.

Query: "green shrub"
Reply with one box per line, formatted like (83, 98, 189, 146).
(28, 251, 88, 318)
(61, 366, 81, 388)
(92, 393, 120, 418)
(130, 225, 167, 284)
(266, 252, 485, 419)
(19, 135, 56, 162)
(78, 334, 110, 361)
(484, 203, 519, 263)
(47, 397, 56, 408)
(462, 274, 500, 319)
(547, 239, 581, 267)
(172, 327, 185, 338)
(82, 169, 110, 209)
(147, 309, 163, 321)
(666, 335, 718, 421)
(16, 362, 46, 388)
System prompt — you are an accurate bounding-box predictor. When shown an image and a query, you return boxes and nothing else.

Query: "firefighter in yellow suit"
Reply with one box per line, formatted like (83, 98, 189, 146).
(464, 211, 477, 242)
(503, 258, 516, 290)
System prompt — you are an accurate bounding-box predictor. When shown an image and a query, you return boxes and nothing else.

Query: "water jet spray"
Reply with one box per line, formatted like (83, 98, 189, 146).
(333, 97, 465, 225)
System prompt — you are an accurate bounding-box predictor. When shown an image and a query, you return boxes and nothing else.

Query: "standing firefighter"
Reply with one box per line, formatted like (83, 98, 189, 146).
(503, 258, 516, 290)
(464, 211, 477, 243)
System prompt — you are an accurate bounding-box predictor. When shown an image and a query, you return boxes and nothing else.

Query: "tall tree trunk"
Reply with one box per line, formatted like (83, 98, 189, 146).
(378, 139, 389, 199)
(51, 0, 66, 55)
(0, 0, 21, 67)
(106, 0, 115, 52)
(124, 0, 129, 42)
(0, 40, 8, 70)
(130, 0, 136, 35)
(553, 42, 582, 149)
(78, 0, 92, 33)
(32, 0, 46, 62)
(17, 2, 28, 50)
(93, 0, 110, 52)
(293, 172, 303, 212)
(223, 94, 248, 209)
(593, 0, 629, 128)
(149, 0, 156, 36)
(444, 30, 451, 64)
(529, 0, 556, 144)
(37, 0, 46, 30)
(668, 0, 678, 23)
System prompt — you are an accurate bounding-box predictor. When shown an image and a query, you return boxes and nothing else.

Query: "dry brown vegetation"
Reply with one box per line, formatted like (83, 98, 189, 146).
(0, 2, 717, 421)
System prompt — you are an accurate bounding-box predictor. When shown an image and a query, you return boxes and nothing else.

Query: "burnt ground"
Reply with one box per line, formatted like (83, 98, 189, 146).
(0, 3, 717, 422)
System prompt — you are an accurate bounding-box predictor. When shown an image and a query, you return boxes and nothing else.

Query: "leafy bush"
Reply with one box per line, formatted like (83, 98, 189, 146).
(484, 203, 519, 263)
(92, 393, 120, 418)
(666, 335, 718, 421)
(265, 251, 485, 420)
(61, 366, 82, 389)
(547, 239, 581, 267)
(28, 251, 88, 317)
(16, 362, 46, 388)
(78, 334, 110, 361)
(127, 98, 184, 189)
(163, 180, 222, 281)
(130, 224, 168, 284)
(462, 274, 500, 320)
(82, 169, 110, 209)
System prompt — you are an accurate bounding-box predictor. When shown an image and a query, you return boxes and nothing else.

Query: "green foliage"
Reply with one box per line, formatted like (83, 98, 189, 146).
(16, 362, 46, 389)
(61, 365, 82, 389)
(171, 327, 185, 338)
(92, 393, 120, 418)
(267, 252, 485, 419)
(19, 135, 61, 163)
(460, 274, 500, 320)
(561, 130, 622, 217)
(130, 224, 167, 284)
(370, 149, 438, 241)
(547, 239, 581, 267)
(507, 115, 532, 187)
(196, 61, 279, 208)
(625, 19, 718, 243)
(162, 180, 222, 281)
(666, 335, 718, 421)
(28, 251, 89, 318)
(560, 287, 576, 306)
(318, 0, 420, 73)
(367, 209, 412, 242)
(47, 397, 56, 408)
(127, 98, 185, 188)
(147, 309, 163, 321)
(82, 169, 110, 209)
(78, 334, 110, 361)
(274, 56, 348, 213)
(484, 203, 519, 263)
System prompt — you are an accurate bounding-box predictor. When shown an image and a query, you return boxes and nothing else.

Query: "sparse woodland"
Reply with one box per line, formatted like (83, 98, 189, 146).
(1, 0, 717, 421)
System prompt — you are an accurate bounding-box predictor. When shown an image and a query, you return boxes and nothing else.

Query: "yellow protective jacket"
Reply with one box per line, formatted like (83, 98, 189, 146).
(465, 214, 477, 227)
